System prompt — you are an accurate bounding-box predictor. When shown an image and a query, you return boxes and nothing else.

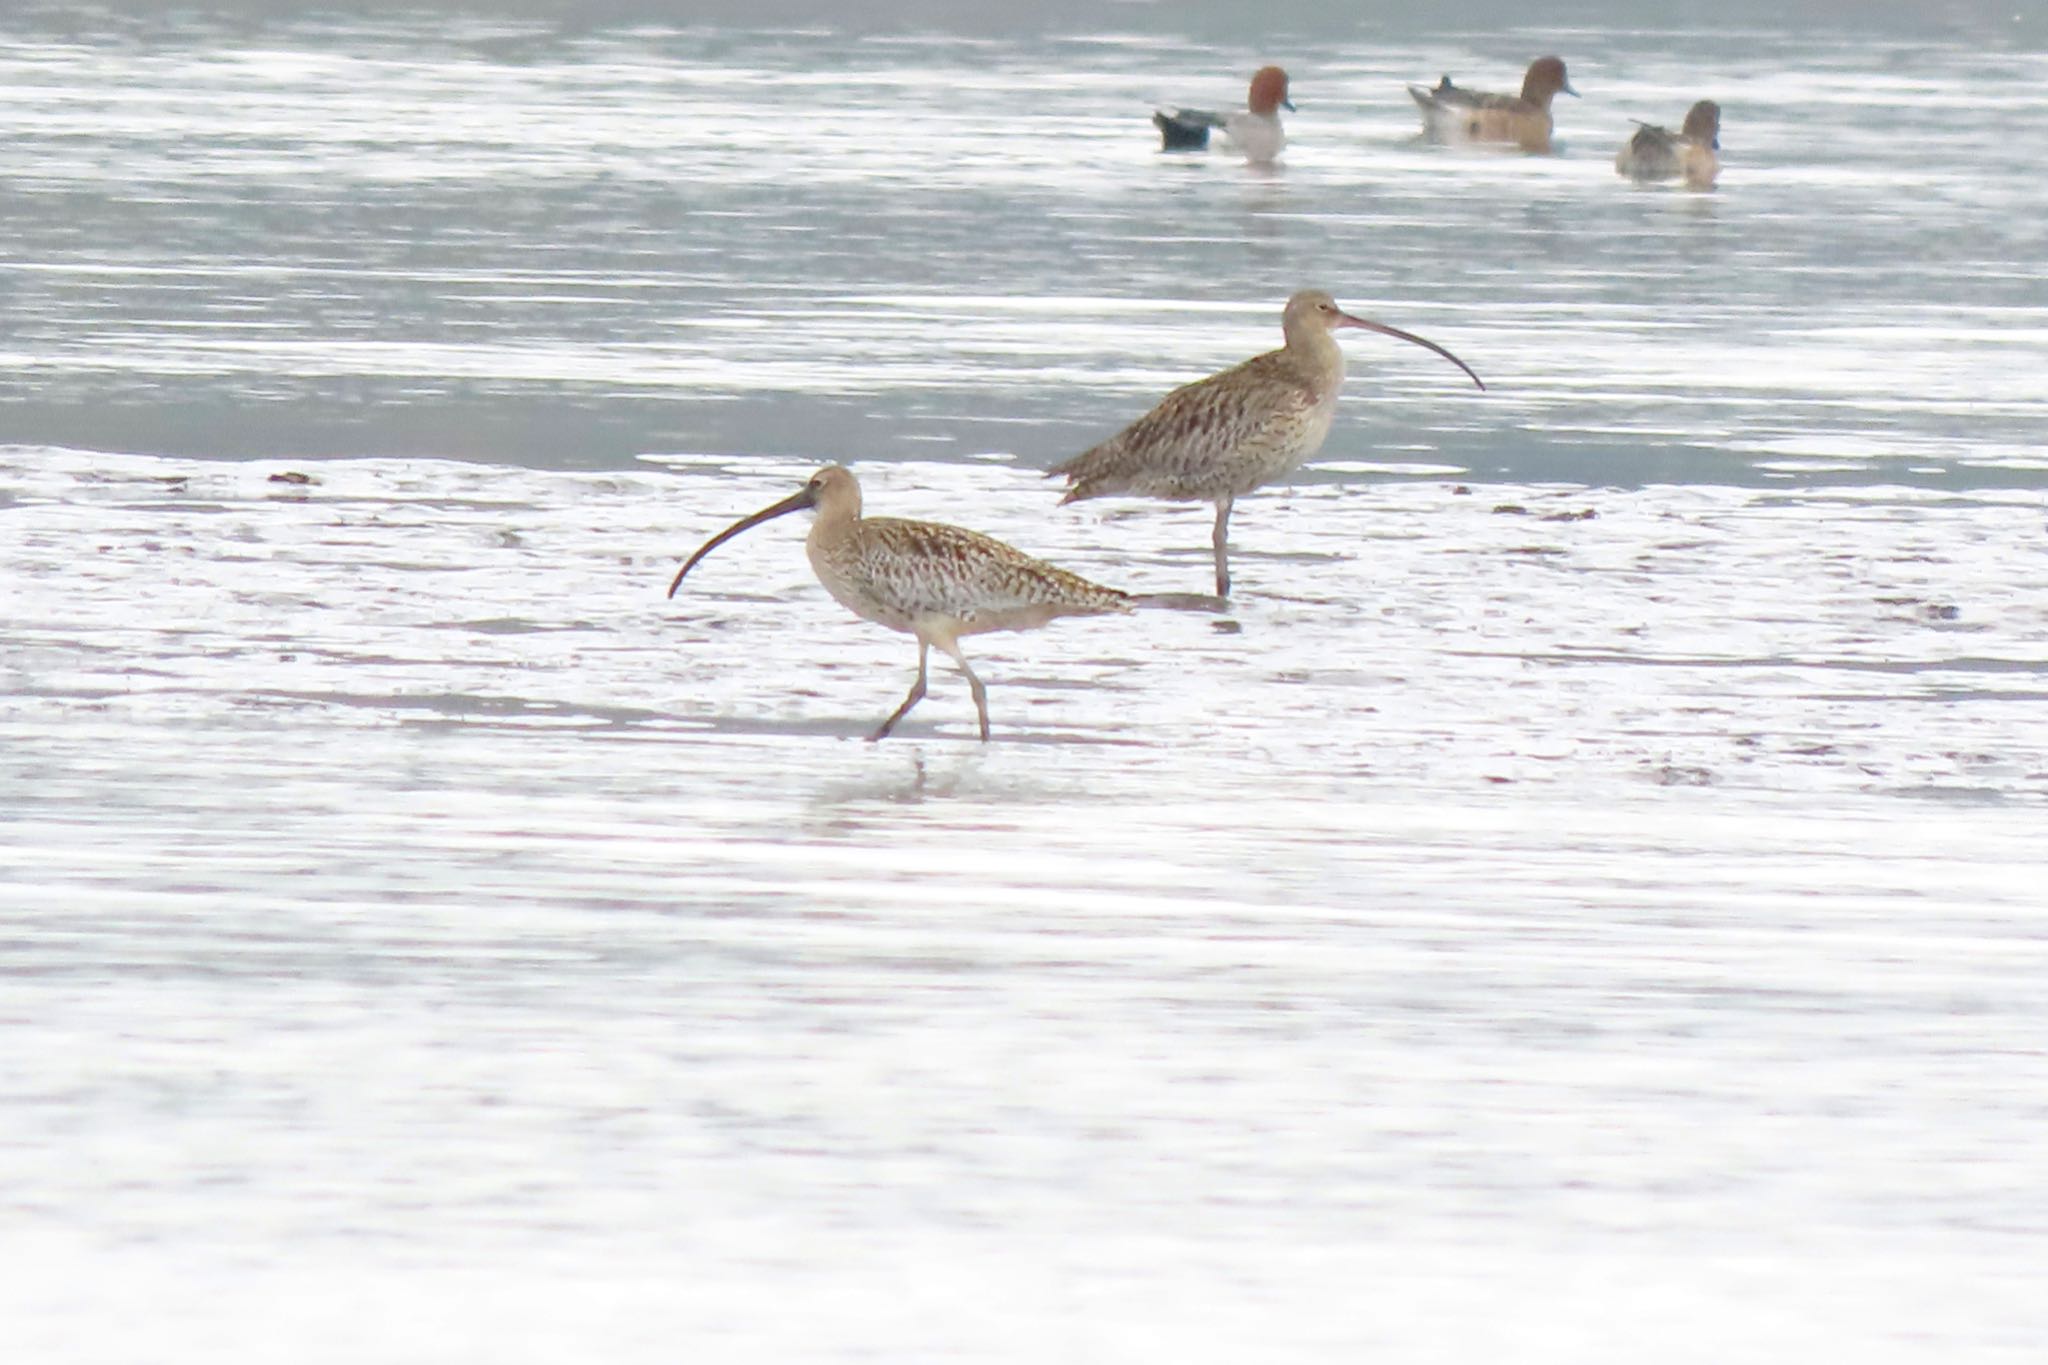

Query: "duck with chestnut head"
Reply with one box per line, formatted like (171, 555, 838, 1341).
(1408, 55, 1578, 153)
(1154, 65, 1294, 164)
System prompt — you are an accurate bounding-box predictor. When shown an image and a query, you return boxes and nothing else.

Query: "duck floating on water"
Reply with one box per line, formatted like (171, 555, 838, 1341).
(1408, 56, 1577, 153)
(1154, 66, 1293, 165)
(1616, 99, 1721, 189)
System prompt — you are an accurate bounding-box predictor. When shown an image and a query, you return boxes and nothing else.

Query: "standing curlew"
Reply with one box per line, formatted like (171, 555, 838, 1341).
(1049, 290, 1484, 598)
(667, 465, 1131, 742)
(1408, 56, 1578, 153)
(1153, 66, 1294, 164)
(1616, 100, 1721, 190)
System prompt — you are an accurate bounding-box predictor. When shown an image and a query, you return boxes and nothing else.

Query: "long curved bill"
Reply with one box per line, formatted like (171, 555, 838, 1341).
(1338, 313, 1487, 391)
(666, 483, 818, 599)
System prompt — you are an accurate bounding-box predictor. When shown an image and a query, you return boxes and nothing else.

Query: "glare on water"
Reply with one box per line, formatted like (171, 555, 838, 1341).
(1, 8, 2046, 1361)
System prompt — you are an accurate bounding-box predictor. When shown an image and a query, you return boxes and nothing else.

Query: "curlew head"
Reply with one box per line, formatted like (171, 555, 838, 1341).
(1282, 289, 1486, 391)
(667, 465, 861, 599)
(1521, 55, 1576, 104)
(1682, 99, 1721, 149)
(1247, 65, 1294, 116)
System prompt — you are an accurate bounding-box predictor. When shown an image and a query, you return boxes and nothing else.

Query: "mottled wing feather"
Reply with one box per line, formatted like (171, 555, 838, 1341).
(1411, 78, 1530, 114)
(1054, 350, 1321, 502)
(1466, 90, 1534, 114)
(1619, 123, 1680, 178)
(849, 518, 1128, 623)
(1411, 81, 1483, 113)
(1631, 122, 1677, 151)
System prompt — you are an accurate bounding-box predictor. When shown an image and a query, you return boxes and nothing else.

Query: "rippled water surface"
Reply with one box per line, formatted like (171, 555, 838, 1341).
(3, 8, 2047, 1361)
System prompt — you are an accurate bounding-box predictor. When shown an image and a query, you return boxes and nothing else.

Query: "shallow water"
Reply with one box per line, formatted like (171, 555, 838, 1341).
(3, 9, 2048, 1361)
(4, 14, 2045, 482)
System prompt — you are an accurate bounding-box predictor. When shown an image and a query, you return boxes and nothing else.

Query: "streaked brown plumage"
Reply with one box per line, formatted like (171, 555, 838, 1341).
(1049, 290, 1484, 597)
(1408, 55, 1578, 153)
(1616, 100, 1721, 189)
(667, 465, 1130, 741)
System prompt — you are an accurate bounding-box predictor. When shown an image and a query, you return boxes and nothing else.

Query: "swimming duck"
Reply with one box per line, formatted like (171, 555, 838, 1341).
(1154, 66, 1293, 165)
(1616, 99, 1721, 189)
(1408, 56, 1577, 153)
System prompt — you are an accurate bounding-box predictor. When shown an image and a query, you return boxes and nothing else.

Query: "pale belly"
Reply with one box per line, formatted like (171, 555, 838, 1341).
(1222, 113, 1284, 164)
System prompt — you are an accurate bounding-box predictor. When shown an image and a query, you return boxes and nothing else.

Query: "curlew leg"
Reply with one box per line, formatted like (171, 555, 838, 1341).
(869, 639, 929, 742)
(933, 638, 991, 742)
(1211, 495, 1235, 598)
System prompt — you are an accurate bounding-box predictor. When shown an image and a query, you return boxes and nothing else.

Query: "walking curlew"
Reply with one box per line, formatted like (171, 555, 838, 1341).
(667, 465, 1131, 742)
(1408, 56, 1577, 153)
(1616, 100, 1721, 190)
(1049, 290, 1484, 598)
(1153, 65, 1294, 164)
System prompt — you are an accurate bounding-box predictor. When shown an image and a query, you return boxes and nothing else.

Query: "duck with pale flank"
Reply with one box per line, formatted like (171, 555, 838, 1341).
(1616, 99, 1721, 189)
(1154, 66, 1293, 165)
(1408, 55, 1577, 153)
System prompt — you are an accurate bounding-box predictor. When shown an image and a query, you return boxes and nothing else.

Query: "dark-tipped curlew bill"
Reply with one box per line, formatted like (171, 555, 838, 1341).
(668, 465, 1132, 742)
(1049, 289, 1483, 599)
